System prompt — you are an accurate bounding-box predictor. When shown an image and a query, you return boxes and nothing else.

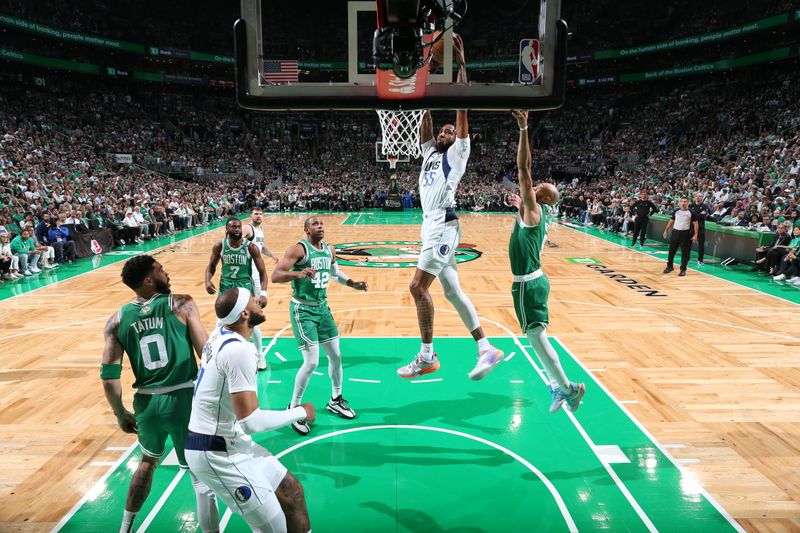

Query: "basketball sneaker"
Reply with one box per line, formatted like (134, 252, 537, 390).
(468, 346, 505, 381)
(257, 356, 269, 372)
(326, 395, 356, 419)
(288, 404, 311, 436)
(548, 382, 586, 413)
(397, 353, 440, 379)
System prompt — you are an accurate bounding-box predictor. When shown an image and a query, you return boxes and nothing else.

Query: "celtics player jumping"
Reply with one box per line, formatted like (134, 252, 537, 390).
(511, 110, 585, 413)
(271, 216, 368, 436)
(205, 217, 269, 371)
(101, 255, 219, 533)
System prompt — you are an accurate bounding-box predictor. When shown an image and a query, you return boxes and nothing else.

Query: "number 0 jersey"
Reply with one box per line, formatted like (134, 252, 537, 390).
(291, 239, 332, 304)
(115, 293, 197, 390)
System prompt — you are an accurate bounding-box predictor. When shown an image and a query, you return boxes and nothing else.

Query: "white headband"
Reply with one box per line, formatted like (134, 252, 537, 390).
(219, 287, 251, 325)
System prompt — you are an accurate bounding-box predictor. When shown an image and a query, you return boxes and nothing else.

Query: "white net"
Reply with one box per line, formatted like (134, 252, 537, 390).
(376, 109, 426, 160)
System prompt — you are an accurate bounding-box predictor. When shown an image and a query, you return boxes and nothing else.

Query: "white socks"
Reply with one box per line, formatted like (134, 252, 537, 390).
(420, 343, 434, 362)
(476, 337, 491, 352)
(120, 511, 136, 533)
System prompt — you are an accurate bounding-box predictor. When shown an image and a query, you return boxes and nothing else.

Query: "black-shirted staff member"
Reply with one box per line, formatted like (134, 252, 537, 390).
(688, 192, 711, 266)
(630, 192, 658, 247)
(663, 197, 699, 277)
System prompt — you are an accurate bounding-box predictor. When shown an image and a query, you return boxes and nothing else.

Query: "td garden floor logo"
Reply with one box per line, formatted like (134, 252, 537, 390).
(335, 241, 482, 268)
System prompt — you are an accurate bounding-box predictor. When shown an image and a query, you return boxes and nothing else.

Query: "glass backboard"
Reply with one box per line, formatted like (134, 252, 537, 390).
(234, 0, 567, 111)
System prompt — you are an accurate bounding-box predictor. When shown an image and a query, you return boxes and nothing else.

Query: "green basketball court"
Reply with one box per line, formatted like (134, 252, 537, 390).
(55, 336, 741, 532)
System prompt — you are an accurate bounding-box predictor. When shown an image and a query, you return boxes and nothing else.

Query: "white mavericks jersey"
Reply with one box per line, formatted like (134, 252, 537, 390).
(189, 327, 258, 437)
(248, 223, 265, 250)
(418, 136, 470, 215)
(248, 223, 264, 288)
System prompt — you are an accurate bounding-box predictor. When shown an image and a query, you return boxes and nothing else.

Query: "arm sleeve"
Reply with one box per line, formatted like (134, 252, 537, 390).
(330, 261, 350, 286)
(446, 137, 470, 174)
(219, 342, 258, 393)
(239, 406, 307, 435)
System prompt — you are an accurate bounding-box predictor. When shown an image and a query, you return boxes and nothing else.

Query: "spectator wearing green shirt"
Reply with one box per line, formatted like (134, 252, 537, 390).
(10, 228, 41, 276)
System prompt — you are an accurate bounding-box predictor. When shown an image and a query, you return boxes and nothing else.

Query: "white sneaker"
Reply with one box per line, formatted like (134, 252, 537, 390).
(773, 274, 786, 281)
(43, 263, 56, 269)
(2, 274, 10, 280)
(788, 277, 800, 284)
(30, 267, 41, 273)
(468, 346, 505, 381)
(11, 272, 22, 279)
(22, 270, 32, 276)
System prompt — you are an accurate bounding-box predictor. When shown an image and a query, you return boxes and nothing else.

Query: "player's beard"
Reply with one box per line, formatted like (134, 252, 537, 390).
(435, 139, 453, 153)
(153, 278, 171, 294)
(248, 310, 266, 327)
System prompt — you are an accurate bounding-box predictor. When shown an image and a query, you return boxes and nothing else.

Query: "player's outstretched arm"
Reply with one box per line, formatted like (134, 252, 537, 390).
(204, 242, 222, 295)
(420, 111, 434, 146)
(513, 110, 541, 226)
(454, 33, 468, 139)
(249, 242, 268, 307)
(172, 294, 207, 356)
(218, 340, 315, 433)
(100, 313, 137, 434)
(329, 245, 367, 291)
(272, 243, 315, 283)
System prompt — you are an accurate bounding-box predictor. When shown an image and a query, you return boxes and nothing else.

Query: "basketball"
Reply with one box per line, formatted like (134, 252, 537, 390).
(430, 31, 445, 66)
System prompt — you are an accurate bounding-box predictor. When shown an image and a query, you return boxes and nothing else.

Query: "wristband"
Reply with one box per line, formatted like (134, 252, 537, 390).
(519, 126, 528, 131)
(100, 363, 122, 380)
(260, 290, 267, 297)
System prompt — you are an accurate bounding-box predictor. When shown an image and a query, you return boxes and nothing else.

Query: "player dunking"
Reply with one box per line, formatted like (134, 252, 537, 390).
(101, 255, 219, 533)
(271, 216, 367, 436)
(243, 208, 279, 369)
(511, 110, 585, 413)
(205, 217, 269, 371)
(398, 34, 504, 381)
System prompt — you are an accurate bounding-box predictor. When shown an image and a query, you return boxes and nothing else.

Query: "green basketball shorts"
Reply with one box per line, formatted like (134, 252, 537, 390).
(511, 275, 550, 333)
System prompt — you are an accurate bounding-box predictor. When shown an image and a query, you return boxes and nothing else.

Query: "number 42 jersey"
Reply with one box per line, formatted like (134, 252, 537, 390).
(291, 239, 332, 303)
(116, 293, 198, 390)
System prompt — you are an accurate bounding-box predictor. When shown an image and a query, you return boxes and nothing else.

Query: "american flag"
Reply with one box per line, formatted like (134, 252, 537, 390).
(262, 60, 299, 84)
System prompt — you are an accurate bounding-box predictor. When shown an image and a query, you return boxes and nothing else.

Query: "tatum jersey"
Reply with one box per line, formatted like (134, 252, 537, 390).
(291, 239, 333, 303)
(509, 204, 553, 275)
(220, 238, 253, 293)
(115, 293, 197, 390)
(418, 137, 470, 215)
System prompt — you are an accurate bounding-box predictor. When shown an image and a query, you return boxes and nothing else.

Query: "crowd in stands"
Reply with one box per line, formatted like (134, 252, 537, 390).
(1, 61, 799, 286)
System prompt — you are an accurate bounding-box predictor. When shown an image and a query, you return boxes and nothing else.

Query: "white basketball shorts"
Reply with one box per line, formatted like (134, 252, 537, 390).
(185, 433, 288, 529)
(418, 219, 460, 276)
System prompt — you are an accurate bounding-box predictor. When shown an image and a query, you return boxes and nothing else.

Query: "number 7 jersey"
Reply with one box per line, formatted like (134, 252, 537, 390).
(115, 293, 198, 390)
(291, 239, 332, 303)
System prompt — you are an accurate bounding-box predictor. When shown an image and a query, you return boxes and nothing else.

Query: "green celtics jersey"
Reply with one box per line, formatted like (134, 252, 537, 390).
(116, 293, 197, 389)
(509, 204, 553, 276)
(291, 239, 333, 303)
(221, 238, 253, 283)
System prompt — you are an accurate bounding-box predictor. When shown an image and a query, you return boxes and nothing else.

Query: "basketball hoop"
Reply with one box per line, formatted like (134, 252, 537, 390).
(376, 109, 427, 160)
